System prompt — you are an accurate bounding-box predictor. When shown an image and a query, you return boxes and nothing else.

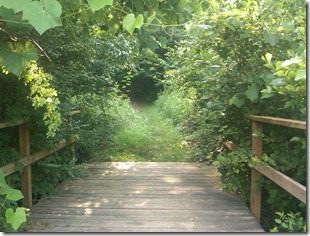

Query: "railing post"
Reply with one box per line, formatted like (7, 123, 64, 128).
(69, 114, 75, 160)
(19, 123, 32, 208)
(250, 120, 263, 221)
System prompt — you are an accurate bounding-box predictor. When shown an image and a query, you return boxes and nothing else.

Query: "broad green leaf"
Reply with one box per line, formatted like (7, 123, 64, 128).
(0, 0, 30, 13)
(246, 84, 259, 101)
(261, 88, 274, 99)
(295, 70, 306, 81)
(275, 61, 283, 70)
(275, 219, 282, 224)
(135, 14, 144, 29)
(0, 41, 38, 76)
(285, 84, 295, 91)
(0, 171, 24, 201)
(265, 53, 272, 63)
(289, 137, 301, 143)
(0, 171, 7, 188)
(6, 207, 27, 230)
(270, 78, 286, 87)
(6, 188, 24, 201)
(123, 13, 136, 34)
(263, 31, 279, 46)
(281, 58, 303, 67)
(22, 0, 62, 35)
(229, 96, 245, 108)
(87, 0, 113, 12)
(123, 13, 144, 35)
(0, 6, 33, 32)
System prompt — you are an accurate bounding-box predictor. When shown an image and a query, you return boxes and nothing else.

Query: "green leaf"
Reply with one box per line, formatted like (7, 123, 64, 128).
(265, 53, 272, 63)
(123, 13, 135, 34)
(290, 137, 301, 142)
(0, 0, 30, 13)
(0, 6, 33, 32)
(246, 84, 259, 101)
(263, 31, 279, 46)
(275, 219, 282, 224)
(295, 70, 306, 81)
(6, 207, 27, 230)
(87, 0, 113, 12)
(22, 0, 62, 35)
(5, 188, 24, 201)
(0, 171, 24, 201)
(270, 78, 286, 87)
(135, 14, 144, 29)
(0, 41, 38, 76)
(123, 13, 144, 35)
(229, 96, 245, 108)
(0, 171, 8, 189)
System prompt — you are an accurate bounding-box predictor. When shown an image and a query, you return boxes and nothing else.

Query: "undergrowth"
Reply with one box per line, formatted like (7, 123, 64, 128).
(93, 98, 194, 162)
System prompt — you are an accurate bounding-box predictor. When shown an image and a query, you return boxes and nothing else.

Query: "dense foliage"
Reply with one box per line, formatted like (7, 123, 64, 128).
(162, 0, 306, 231)
(0, 0, 306, 232)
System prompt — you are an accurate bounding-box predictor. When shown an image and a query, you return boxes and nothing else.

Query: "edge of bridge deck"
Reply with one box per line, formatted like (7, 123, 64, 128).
(26, 162, 264, 233)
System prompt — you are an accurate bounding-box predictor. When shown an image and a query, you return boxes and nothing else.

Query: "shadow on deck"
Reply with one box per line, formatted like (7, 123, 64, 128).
(26, 162, 264, 232)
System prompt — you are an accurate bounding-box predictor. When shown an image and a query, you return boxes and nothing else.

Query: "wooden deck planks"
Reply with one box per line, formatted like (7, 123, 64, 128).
(26, 162, 264, 232)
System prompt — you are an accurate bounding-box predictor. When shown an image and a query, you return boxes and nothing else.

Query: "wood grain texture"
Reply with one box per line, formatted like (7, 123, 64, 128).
(250, 121, 263, 222)
(245, 114, 306, 130)
(254, 164, 306, 203)
(25, 162, 264, 233)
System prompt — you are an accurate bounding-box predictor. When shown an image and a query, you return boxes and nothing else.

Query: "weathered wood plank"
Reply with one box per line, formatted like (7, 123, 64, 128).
(254, 164, 306, 203)
(29, 207, 256, 218)
(26, 162, 264, 233)
(245, 114, 306, 130)
(250, 121, 263, 221)
(0, 120, 25, 129)
(27, 217, 263, 230)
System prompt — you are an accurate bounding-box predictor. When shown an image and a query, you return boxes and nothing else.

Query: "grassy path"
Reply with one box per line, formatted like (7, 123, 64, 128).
(94, 104, 193, 162)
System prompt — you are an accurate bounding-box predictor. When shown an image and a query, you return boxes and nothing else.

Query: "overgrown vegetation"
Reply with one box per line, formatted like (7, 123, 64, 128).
(96, 98, 194, 163)
(0, 0, 306, 232)
(162, 0, 306, 232)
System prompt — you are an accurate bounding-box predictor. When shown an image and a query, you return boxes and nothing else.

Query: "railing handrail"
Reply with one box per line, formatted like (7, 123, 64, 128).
(0, 120, 26, 129)
(244, 114, 306, 130)
(0, 136, 79, 177)
(0, 110, 81, 208)
(220, 114, 306, 222)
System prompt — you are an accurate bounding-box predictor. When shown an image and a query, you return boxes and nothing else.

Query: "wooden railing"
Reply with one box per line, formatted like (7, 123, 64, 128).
(0, 111, 80, 208)
(220, 114, 306, 222)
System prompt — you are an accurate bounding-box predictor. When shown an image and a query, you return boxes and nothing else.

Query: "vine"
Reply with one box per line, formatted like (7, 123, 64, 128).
(0, 171, 27, 231)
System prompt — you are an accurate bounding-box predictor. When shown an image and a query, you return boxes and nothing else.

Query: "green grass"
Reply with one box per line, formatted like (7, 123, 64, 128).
(94, 104, 194, 162)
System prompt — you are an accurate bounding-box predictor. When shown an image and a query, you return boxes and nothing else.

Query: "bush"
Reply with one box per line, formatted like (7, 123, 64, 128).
(270, 212, 306, 232)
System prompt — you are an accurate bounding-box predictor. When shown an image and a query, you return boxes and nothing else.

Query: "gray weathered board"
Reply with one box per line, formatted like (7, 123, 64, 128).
(26, 162, 264, 232)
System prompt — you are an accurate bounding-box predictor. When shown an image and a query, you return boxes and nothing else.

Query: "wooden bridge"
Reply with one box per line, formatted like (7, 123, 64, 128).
(25, 162, 264, 232)
(0, 113, 306, 232)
